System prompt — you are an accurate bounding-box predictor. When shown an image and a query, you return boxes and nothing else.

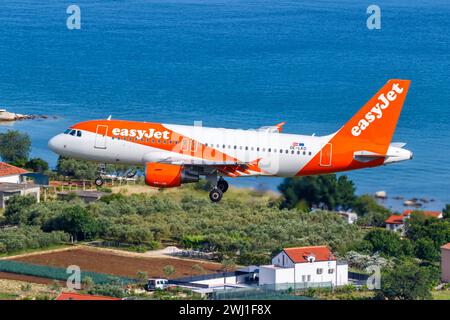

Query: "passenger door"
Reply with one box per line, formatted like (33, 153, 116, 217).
(94, 125, 108, 149)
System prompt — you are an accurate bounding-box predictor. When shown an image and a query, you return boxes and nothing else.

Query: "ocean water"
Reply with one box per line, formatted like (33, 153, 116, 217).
(0, 0, 449, 210)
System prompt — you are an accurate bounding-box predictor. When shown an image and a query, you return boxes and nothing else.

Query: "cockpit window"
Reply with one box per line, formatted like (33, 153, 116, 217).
(64, 129, 71, 134)
(76, 130, 82, 137)
(69, 130, 76, 136)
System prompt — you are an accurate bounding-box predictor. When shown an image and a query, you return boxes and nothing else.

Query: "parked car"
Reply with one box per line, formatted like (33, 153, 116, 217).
(145, 278, 169, 291)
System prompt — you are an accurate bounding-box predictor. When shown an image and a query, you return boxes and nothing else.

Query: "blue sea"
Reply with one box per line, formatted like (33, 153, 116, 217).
(0, 0, 449, 210)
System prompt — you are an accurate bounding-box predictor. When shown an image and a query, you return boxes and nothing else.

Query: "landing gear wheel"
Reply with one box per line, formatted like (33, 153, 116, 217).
(209, 188, 223, 203)
(217, 179, 229, 193)
(95, 177, 104, 187)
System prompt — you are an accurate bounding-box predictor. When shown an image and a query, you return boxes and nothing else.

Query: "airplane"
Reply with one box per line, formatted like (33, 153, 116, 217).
(48, 79, 413, 202)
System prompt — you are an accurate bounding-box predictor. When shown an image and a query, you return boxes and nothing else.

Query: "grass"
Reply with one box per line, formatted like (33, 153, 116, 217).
(0, 292, 19, 300)
(431, 289, 450, 300)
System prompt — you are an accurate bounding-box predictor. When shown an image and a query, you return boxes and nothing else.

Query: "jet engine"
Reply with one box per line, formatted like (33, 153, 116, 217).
(144, 163, 199, 188)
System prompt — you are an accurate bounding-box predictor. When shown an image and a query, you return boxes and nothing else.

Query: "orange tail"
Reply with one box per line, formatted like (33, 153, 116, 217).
(335, 79, 410, 154)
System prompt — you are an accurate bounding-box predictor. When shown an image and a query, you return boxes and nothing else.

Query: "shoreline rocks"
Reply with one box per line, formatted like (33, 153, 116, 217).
(0, 109, 55, 121)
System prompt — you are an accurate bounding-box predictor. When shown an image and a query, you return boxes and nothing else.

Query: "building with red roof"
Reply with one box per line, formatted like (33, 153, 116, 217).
(441, 243, 450, 283)
(259, 246, 347, 287)
(55, 292, 121, 301)
(0, 162, 28, 184)
(0, 162, 40, 209)
(385, 209, 443, 234)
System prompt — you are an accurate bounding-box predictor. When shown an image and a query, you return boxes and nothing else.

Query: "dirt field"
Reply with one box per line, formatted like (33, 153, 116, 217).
(10, 247, 224, 279)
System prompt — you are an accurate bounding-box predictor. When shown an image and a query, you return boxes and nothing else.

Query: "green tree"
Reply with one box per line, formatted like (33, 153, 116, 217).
(443, 204, 450, 219)
(4, 195, 37, 225)
(25, 158, 49, 173)
(352, 194, 389, 216)
(56, 156, 98, 180)
(43, 206, 99, 241)
(414, 238, 440, 261)
(163, 265, 175, 278)
(278, 174, 356, 210)
(377, 261, 435, 300)
(361, 229, 413, 257)
(0, 130, 31, 164)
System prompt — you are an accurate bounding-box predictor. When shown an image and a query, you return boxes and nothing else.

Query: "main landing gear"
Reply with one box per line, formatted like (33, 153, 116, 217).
(208, 177, 229, 203)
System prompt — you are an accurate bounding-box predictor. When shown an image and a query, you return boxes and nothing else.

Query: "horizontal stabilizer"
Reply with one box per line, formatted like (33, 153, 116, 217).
(353, 150, 387, 163)
(390, 142, 406, 148)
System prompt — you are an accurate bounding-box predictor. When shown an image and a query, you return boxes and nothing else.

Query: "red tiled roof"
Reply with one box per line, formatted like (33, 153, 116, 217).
(403, 210, 442, 218)
(0, 162, 28, 177)
(441, 243, 450, 250)
(385, 214, 405, 225)
(55, 292, 121, 301)
(283, 246, 335, 263)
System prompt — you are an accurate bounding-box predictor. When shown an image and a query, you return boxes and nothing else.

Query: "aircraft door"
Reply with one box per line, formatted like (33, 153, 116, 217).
(94, 125, 108, 149)
(319, 143, 332, 166)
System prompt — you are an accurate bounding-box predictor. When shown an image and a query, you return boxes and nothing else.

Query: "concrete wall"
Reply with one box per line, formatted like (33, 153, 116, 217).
(272, 251, 294, 268)
(336, 264, 348, 286)
(442, 248, 450, 283)
(0, 187, 40, 209)
(294, 260, 338, 285)
(259, 266, 295, 286)
(0, 175, 21, 184)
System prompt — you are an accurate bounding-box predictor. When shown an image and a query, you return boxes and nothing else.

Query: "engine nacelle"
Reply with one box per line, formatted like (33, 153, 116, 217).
(144, 163, 199, 188)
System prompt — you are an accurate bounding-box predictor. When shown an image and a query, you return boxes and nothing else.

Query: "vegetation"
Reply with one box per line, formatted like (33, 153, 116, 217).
(0, 184, 364, 264)
(25, 158, 49, 173)
(0, 226, 68, 254)
(0, 130, 31, 165)
(278, 174, 356, 210)
(0, 167, 448, 300)
(376, 260, 440, 300)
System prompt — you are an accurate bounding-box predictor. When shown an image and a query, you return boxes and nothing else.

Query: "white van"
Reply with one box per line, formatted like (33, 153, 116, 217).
(145, 278, 169, 291)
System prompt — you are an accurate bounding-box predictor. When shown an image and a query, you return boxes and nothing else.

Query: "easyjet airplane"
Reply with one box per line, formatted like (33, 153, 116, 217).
(48, 79, 412, 202)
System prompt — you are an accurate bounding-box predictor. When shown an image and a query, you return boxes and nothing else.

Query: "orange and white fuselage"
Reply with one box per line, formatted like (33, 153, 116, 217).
(49, 80, 413, 200)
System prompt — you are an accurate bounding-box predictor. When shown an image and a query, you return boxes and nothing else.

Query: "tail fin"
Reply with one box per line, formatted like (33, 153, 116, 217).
(335, 79, 410, 154)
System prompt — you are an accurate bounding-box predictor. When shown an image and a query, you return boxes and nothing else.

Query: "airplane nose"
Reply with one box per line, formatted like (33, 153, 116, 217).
(48, 135, 64, 154)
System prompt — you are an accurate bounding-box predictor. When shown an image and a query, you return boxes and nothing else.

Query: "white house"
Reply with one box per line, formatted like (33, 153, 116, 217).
(0, 162, 28, 183)
(259, 246, 348, 288)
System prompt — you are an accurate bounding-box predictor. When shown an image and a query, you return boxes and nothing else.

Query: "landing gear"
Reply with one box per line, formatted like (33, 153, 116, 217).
(95, 163, 106, 187)
(209, 187, 223, 203)
(95, 177, 104, 187)
(217, 178, 229, 193)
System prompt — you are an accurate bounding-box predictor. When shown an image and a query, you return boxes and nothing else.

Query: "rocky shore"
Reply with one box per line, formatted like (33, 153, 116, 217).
(0, 109, 55, 121)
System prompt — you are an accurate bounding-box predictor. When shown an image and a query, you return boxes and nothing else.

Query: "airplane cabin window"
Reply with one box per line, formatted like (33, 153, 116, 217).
(268, 148, 271, 152)
(309, 152, 312, 156)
